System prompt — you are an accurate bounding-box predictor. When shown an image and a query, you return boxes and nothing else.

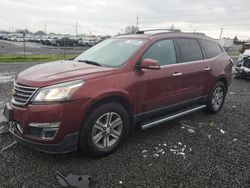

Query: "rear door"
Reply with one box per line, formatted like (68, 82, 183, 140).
(174, 38, 207, 102)
(198, 39, 225, 93)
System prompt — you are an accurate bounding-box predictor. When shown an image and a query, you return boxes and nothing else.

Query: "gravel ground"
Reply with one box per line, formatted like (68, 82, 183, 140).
(0, 62, 249, 188)
(0, 40, 87, 55)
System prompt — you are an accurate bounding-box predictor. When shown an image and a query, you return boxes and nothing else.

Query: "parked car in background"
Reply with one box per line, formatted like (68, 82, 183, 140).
(44, 37, 58, 46)
(79, 38, 94, 46)
(55, 37, 79, 46)
(3, 30, 233, 157)
(0, 33, 7, 39)
(10, 36, 25, 42)
(3, 34, 13, 40)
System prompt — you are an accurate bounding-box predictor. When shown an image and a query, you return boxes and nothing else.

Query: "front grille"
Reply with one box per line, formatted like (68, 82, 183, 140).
(11, 82, 38, 106)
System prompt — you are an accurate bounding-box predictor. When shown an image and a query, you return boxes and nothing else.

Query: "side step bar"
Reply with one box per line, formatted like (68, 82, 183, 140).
(141, 105, 206, 130)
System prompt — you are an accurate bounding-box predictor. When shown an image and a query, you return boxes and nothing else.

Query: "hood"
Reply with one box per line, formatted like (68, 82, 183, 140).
(17, 60, 114, 87)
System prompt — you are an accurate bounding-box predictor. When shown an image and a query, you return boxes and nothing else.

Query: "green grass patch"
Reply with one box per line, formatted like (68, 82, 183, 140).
(227, 51, 241, 57)
(0, 54, 79, 63)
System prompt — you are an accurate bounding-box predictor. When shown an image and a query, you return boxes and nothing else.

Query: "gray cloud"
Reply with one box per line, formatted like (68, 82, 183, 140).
(0, 0, 249, 39)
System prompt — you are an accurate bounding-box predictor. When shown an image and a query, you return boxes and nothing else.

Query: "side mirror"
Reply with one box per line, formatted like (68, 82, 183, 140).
(139, 59, 161, 70)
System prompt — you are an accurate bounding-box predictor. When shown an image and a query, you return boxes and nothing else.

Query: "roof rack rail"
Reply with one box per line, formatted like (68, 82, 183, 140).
(136, 29, 181, 34)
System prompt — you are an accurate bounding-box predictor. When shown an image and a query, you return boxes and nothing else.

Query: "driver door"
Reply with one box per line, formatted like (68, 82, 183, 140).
(136, 39, 183, 113)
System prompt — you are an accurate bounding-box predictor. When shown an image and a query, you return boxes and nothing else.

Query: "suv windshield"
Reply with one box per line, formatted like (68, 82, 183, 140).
(75, 38, 146, 67)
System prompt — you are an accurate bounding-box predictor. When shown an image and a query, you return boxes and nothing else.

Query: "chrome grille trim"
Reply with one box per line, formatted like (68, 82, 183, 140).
(11, 82, 38, 106)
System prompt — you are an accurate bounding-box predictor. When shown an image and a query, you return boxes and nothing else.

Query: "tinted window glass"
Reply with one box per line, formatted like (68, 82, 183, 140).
(142, 39, 177, 66)
(176, 38, 203, 62)
(199, 40, 223, 59)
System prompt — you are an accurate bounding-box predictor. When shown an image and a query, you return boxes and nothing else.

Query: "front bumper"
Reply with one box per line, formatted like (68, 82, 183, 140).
(9, 123, 79, 154)
(4, 98, 91, 153)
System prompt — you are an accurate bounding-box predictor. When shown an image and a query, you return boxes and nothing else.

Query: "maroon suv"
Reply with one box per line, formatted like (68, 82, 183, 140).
(3, 30, 233, 156)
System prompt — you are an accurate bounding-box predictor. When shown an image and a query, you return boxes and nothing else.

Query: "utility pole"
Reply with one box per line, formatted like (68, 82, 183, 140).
(23, 33, 26, 58)
(219, 28, 223, 39)
(44, 24, 47, 35)
(76, 21, 78, 37)
(136, 14, 139, 30)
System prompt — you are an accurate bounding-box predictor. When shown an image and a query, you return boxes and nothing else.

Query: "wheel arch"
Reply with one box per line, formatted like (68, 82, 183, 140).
(217, 76, 228, 91)
(83, 94, 135, 131)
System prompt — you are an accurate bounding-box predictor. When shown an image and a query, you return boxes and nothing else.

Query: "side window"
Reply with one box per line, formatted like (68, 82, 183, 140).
(199, 40, 223, 59)
(142, 39, 177, 66)
(175, 38, 203, 63)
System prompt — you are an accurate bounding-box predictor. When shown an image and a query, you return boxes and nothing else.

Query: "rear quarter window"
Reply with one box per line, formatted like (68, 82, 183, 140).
(199, 40, 223, 59)
(175, 38, 203, 63)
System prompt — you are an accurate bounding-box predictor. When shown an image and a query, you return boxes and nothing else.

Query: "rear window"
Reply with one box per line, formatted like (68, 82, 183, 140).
(175, 38, 203, 63)
(199, 40, 223, 59)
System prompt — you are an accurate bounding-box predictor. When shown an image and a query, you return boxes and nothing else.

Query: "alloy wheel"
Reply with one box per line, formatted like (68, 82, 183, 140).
(211, 87, 224, 111)
(92, 112, 123, 149)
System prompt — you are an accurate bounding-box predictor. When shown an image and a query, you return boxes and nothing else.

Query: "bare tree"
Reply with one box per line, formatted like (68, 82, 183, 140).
(124, 25, 139, 34)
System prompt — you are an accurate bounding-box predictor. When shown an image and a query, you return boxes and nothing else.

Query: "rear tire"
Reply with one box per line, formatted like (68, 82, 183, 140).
(79, 103, 129, 157)
(206, 81, 226, 114)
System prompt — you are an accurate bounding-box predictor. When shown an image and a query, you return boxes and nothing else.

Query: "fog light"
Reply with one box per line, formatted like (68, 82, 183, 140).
(40, 128, 59, 140)
(29, 122, 60, 140)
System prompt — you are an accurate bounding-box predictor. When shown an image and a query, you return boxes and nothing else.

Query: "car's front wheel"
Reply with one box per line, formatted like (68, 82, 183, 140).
(206, 81, 226, 114)
(79, 103, 129, 157)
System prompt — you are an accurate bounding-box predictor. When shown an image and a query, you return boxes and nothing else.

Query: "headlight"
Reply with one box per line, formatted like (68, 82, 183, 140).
(31, 80, 84, 102)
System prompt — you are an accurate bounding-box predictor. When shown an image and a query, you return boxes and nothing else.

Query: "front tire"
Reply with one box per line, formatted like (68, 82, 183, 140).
(206, 81, 226, 114)
(79, 103, 129, 157)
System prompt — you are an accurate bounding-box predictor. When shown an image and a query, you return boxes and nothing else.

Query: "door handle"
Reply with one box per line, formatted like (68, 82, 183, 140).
(204, 67, 211, 71)
(172, 72, 183, 76)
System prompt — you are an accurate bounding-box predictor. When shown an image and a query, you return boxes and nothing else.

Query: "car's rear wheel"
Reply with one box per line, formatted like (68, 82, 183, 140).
(206, 81, 226, 114)
(79, 103, 129, 157)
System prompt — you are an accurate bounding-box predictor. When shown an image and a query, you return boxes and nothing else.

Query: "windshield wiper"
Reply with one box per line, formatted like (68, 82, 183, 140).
(77, 60, 102, 66)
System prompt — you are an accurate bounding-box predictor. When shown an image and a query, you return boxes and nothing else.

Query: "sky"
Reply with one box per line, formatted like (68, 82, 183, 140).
(0, 0, 249, 40)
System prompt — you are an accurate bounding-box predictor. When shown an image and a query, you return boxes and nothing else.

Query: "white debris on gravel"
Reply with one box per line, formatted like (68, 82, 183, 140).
(119, 181, 123, 185)
(153, 153, 159, 158)
(232, 106, 237, 108)
(220, 129, 226, 134)
(188, 129, 195, 133)
(207, 135, 212, 139)
(180, 120, 196, 134)
(229, 92, 236, 95)
(233, 138, 238, 142)
(141, 141, 192, 159)
(169, 143, 191, 158)
(142, 154, 148, 158)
